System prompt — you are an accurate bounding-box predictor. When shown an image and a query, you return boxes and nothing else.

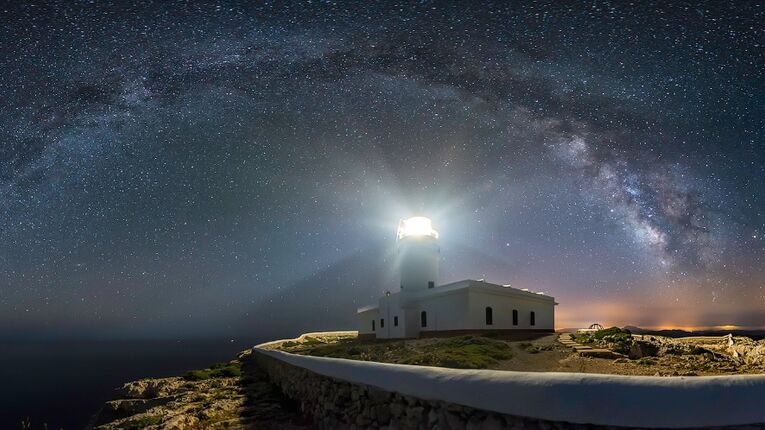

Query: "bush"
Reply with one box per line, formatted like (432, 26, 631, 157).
(302, 336, 324, 345)
(593, 327, 631, 341)
(184, 369, 212, 381)
(573, 333, 594, 344)
(183, 361, 241, 381)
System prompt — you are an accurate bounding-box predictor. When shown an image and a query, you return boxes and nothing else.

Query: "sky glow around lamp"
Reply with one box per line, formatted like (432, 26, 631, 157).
(397, 217, 439, 240)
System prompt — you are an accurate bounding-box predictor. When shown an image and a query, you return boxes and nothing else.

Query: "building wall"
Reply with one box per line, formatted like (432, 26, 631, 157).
(359, 285, 555, 339)
(377, 295, 408, 339)
(356, 307, 379, 338)
(467, 289, 554, 330)
(403, 308, 421, 338)
(418, 290, 470, 333)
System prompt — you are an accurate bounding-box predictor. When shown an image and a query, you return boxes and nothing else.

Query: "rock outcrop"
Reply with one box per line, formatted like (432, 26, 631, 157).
(727, 334, 765, 366)
(87, 353, 310, 430)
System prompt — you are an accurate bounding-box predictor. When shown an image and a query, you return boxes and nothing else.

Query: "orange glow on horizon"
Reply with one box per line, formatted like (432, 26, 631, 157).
(550, 288, 765, 333)
(554, 323, 765, 331)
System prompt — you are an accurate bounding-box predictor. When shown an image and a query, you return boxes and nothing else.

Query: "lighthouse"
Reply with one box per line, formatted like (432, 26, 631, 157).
(358, 215, 556, 339)
(396, 217, 439, 291)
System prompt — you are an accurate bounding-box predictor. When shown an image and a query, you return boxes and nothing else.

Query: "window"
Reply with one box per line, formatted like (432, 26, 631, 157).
(421, 311, 427, 327)
(530, 311, 536, 326)
(372, 320, 375, 331)
(394, 316, 399, 326)
(485, 307, 493, 325)
(381, 318, 385, 328)
(428, 281, 435, 289)
(512, 309, 518, 326)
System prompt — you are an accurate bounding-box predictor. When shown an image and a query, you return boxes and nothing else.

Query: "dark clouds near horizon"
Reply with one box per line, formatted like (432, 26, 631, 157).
(1, 1, 763, 339)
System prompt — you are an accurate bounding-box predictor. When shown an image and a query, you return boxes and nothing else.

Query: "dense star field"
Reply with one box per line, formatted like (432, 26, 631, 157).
(0, 1, 763, 340)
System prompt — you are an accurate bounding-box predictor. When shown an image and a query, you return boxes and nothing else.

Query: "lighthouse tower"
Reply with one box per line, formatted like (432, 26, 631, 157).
(358, 215, 556, 339)
(396, 217, 440, 291)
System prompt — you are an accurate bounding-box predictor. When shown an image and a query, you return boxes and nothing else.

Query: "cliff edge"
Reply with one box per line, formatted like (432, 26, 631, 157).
(87, 350, 310, 430)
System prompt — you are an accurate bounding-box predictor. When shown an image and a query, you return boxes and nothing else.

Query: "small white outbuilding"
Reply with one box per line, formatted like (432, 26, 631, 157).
(357, 217, 556, 340)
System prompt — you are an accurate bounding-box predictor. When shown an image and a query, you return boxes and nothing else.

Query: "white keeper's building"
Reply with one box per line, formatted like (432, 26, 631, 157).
(357, 217, 556, 339)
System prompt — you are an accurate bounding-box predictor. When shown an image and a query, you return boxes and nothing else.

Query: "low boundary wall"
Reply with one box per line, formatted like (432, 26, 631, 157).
(253, 346, 765, 429)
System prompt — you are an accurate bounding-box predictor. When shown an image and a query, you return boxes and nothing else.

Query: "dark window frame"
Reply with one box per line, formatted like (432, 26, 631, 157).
(381, 318, 385, 328)
(428, 281, 435, 289)
(420, 311, 427, 327)
(485, 307, 493, 325)
(530, 311, 536, 326)
(394, 316, 399, 326)
(512, 309, 518, 326)
(372, 320, 375, 331)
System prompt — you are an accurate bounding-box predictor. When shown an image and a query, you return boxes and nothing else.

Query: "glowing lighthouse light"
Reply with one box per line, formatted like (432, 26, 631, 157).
(397, 216, 440, 291)
(397, 216, 439, 240)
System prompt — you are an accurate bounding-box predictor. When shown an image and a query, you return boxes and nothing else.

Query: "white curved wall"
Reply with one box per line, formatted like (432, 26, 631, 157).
(256, 348, 765, 428)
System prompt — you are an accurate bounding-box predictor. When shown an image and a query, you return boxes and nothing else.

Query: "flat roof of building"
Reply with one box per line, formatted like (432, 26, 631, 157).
(357, 279, 556, 312)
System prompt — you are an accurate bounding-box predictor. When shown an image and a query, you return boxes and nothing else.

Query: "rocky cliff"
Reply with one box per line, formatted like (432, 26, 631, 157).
(87, 350, 310, 430)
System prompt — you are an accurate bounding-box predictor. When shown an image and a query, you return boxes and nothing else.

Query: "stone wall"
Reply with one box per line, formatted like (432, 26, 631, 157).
(253, 349, 765, 429)
(253, 333, 765, 429)
(253, 350, 595, 430)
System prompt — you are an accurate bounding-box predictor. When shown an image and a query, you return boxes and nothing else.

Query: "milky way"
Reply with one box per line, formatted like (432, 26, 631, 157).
(1, 1, 763, 339)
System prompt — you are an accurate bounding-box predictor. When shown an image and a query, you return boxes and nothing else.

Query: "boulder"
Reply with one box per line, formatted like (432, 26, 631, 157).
(628, 340, 659, 359)
(727, 337, 765, 366)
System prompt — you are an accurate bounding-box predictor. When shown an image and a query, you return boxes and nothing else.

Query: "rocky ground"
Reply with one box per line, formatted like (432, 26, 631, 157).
(565, 328, 765, 376)
(87, 350, 311, 430)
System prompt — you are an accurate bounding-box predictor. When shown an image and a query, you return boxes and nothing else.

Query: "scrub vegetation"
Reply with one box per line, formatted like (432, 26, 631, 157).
(183, 361, 242, 381)
(275, 330, 765, 376)
(574, 326, 632, 344)
(281, 335, 514, 369)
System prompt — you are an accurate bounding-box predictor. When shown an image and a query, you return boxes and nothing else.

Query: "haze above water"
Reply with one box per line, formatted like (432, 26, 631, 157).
(0, 339, 262, 430)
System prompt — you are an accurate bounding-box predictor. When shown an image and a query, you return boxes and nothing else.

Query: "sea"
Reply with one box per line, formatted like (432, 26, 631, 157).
(0, 338, 263, 430)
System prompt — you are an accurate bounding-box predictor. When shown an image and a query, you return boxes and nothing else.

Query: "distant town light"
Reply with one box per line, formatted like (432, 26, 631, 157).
(397, 217, 439, 240)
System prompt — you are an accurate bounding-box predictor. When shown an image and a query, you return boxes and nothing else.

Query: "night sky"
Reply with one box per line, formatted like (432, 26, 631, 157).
(1, 1, 763, 341)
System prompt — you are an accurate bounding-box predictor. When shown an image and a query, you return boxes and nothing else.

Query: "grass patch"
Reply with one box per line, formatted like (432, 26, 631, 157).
(279, 334, 358, 351)
(184, 361, 241, 381)
(401, 336, 513, 369)
(302, 336, 324, 345)
(300, 336, 512, 369)
(129, 415, 163, 429)
(305, 339, 407, 362)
